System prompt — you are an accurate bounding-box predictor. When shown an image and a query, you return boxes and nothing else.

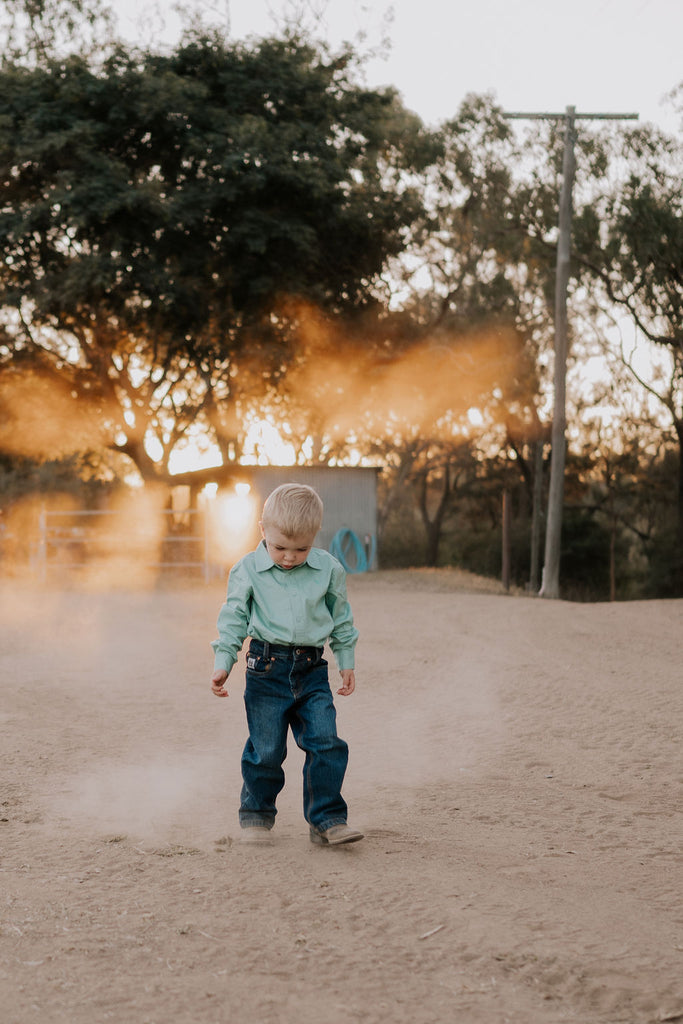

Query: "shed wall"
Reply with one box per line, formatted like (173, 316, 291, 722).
(245, 467, 379, 566)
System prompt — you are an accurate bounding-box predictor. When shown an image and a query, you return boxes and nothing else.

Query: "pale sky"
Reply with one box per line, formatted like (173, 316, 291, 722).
(114, 0, 682, 133)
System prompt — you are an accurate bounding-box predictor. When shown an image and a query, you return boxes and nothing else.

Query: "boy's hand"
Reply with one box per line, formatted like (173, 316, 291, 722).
(211, 669, 229, 697)
(337, 669, 355, 696)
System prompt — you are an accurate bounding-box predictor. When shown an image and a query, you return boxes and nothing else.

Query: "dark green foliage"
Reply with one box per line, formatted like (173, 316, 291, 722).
(557, 510, 612, 602)
(376, 505, 423, 569)
(0, 36, 425, 333)
(0, 32, 432, 477)
(0, 451, 118, 506)
(642, 522, 683, 598)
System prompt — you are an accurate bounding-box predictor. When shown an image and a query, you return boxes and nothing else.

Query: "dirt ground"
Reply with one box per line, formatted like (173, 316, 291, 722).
(2, 567, 683, 1024)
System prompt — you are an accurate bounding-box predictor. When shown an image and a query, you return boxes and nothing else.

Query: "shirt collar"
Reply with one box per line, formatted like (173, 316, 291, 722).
(254, 540, 324, 572)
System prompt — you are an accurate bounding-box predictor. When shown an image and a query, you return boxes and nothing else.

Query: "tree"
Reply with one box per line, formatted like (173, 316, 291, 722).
(571, 121, 683, 590)
(0, 31, 432, 479)
(369, 95, 550, 569)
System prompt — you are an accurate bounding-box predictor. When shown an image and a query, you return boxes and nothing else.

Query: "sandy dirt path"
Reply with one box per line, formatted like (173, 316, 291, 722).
(2, 569, 682, 1024)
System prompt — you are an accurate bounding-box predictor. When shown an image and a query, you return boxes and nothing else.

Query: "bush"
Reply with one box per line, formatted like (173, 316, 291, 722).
(642, 523, 683, 598)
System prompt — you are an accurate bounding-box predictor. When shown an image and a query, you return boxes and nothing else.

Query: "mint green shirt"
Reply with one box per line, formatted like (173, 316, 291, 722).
(211, 542, 359, 675)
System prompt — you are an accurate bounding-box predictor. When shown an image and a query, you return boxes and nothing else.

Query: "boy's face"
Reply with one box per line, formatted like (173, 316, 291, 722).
(260, 524, 317, 570)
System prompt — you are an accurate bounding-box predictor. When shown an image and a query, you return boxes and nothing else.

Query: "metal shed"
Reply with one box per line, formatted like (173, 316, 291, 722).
(245, 466, 378, 556)
(173, 464, 380, 573)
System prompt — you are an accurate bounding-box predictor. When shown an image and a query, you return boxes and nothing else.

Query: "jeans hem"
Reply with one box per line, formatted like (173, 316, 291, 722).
(239, 816, 274, 830)
(311, 817, 347, 833)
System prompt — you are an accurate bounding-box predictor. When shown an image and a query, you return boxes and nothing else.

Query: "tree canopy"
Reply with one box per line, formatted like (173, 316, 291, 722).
(0, 31, 433, 477)
(570, 124, 683, 542)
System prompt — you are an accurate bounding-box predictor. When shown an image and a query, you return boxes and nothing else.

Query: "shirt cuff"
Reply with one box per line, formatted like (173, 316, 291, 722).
(213, 652, 236, 675)
(334, 649, 355, 671)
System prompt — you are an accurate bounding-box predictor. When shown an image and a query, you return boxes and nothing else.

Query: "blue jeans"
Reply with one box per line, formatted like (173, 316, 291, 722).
(239, 640, 349, 832)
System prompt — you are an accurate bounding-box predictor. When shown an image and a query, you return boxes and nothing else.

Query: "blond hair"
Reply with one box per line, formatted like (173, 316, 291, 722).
(261, 483, 323, 537)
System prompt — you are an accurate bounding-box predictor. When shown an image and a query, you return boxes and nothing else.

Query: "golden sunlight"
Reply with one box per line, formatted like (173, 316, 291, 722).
(168, 439, 223, 476)
(201, 481, 260, 564)
(241, 419, 296, 466)
(168, 419, 297, 477)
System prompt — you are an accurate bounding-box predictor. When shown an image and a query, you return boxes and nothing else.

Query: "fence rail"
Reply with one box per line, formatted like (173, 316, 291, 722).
(37, 507, 212, 582)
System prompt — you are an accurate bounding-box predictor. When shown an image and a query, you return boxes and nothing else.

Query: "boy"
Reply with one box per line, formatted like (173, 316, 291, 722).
(210, 483, 363, 846)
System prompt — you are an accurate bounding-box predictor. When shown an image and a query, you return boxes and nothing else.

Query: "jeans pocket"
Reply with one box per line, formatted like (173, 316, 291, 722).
(246, 654, 272, 674)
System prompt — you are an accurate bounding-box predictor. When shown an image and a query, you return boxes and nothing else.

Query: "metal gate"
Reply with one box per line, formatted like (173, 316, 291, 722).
(37, 507, 212, 582)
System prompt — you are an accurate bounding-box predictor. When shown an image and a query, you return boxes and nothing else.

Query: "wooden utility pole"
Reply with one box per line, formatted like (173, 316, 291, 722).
(502, 489, 512, 591)
(504, 107, 638, 599)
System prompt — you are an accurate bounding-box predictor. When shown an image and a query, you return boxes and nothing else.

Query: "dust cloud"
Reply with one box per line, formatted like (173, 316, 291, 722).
(277, 300, 530, 443)
(2, 582, 239, 846)
(0, 369, 107, 460)
(1, 302, 532, 586)
(2, 485, 187, 588)
(4, 575, 511, 851)
(50, 753, 239, 843)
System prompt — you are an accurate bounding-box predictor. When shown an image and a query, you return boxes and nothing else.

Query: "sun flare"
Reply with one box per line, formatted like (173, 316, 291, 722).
(201, 481, 259, 563)
(242, 419, 296, 466)
(168, 418, 296, 476)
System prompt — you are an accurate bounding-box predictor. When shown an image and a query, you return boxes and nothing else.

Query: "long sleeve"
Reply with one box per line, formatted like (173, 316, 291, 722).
(211, 560, 253, 675)
(326, 563, 359, 670)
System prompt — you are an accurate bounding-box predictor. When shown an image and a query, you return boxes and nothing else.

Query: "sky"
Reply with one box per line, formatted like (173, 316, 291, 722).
(113, 0, 683, 134)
